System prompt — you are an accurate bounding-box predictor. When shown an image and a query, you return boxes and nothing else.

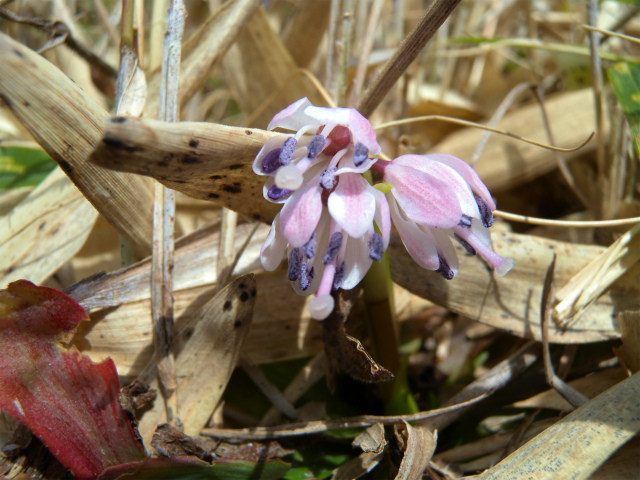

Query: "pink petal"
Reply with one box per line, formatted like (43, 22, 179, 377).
(341, 235, 373, 290)
(425, 153, 496, 211)
(328, 173, 376, 239)
(372, 187, 391, 249)
(280, 178, 323, 247)
(268, 98, 313, 131)
(388, 196, 440, 270)
(348, 109, 381, 155)
(384, 164, 462, 229)
(260, 215, 287, 271)
(392, 154, 479, 220)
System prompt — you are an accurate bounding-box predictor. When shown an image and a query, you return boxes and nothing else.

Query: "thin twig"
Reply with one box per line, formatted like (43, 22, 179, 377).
(493, 211, 640, 228)
(582, 25, 640, 46)
(540, 254, 589, 408)
(0, 5, 117, 78)
(357, 0, 463, 117)
(201, 391, 492, 440)
(374, 115, 594, 153)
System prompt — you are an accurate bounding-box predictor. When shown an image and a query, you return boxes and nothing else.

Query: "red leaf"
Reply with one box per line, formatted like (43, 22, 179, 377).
(0, 280, 146, 480)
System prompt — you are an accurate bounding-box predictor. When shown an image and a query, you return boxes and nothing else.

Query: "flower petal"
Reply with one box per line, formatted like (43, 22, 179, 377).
(253, 135, 289, 175)
(372, 187, 391, 250)
(341, 235, 373, 290)
(388, 196, 440, 270)
(425, 153, 496, 211)
(384, 163, 462, 229)
(430, 228, 459, 277)
(280, 177, 323, 247)
(268, 98, 314, 131)
(260, 215, 287, 271)
(392, 154, 479, 221)
(348, 109, 381, 155)
(328, 173, 376, 239)
(304, 105, 351, 128)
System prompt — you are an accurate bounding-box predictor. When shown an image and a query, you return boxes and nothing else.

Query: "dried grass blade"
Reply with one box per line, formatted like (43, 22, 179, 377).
(475, 372, 640, 480)
(0, 168, 97, 285)
(89, 116, 280, 222)
(394, 421, 436, 480)
(553, 223, 640, 327)
(390, 231, 633, 343)
(282, 0, 332, 69)
(0, 32, 154, 258)
(138, 275, 256, 444)
(145, 0, 262, 116)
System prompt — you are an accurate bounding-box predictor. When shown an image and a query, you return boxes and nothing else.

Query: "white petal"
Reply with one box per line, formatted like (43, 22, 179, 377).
(388, 195, 440, 270)
(280, 178, 323, 247)
(372, 187, 391, 250)
(268, 98, 315, 131)
(328, 173, 376, 239)
(304, 105, 350, 127)
(341, 235, 373, 290)
(260, 215, 287, 271)
(430, 228, 458, 276)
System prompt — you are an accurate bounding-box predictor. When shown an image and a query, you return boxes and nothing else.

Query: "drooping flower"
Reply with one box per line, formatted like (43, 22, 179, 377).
(372, 153, 514, 279)
(255, 98, 390, 320)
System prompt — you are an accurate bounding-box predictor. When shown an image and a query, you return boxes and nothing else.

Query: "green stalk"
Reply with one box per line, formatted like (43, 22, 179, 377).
(361, 172, 418, 415)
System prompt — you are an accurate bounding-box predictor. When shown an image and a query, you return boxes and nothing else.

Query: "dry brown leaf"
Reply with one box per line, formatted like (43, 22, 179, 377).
(512, 367, 629, 412)
(331, 451, 383, 480)
(353, 423, 387, 454)
(394, 421, 436, 480)
(390, 231, 636, 343)
(0, 168, 97, 285)
(616, 311, 640, 373)
(0, 32, 155, 258)
(89, 116, 280, 222)
(137, 275, 256, 444)
(475, 372, 640, 480)
(589, 436, 640, 480)
(429, 89, 601, 192)
(282, 0, 332, 69)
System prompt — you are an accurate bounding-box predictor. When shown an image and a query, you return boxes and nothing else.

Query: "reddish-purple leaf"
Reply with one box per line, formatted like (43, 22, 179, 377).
(0, 280, 146, 480)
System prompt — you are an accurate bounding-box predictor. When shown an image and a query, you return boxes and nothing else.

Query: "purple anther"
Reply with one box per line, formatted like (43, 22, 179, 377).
(476, 197, 494, 228)
(332, 262, 346, 290)
(306, 135, 325, 159)
(368, 233, 383, 261)
(436, 256, 454, 280)
(454, 233, 477, 255)
(353, 142, 369, 167)
(299, 262, 311, 291)
(458, 214, 472, 228)
(267, 185, 292, 200)
(303, 232, 317, 259)
(319, 168, 337, 190)
(288, 248, 303, 281)
(323, 232, 343, 264)
(279, 137, 297, 166)
(261, 148, 283, 173)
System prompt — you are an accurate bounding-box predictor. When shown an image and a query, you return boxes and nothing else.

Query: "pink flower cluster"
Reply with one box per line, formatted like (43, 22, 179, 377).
(254, 98, 514, 320)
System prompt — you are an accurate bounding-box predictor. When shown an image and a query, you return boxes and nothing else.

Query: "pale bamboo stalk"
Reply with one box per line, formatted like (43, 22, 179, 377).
(151, 0, 186, 420)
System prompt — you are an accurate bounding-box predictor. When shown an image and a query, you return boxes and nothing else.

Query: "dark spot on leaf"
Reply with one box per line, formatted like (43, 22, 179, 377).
(239, 283, 246, 289)
(252, 213, 261, 220)
(183, 327, 194, 340)
(245, 130, 252, 135)
(23, 101, 30, 107)
(208, 193, 219, 199)
(210, 175, 222, 180)
(234, 320, 242, 329)
(189, 139, 199, 148)
(239, 291, 249, 302)
(112, 117, 128, 123)
(229, 164, 243, 170)
(251, 288, 257, 297)
(223, 184, 242, 194)
(39, 222, 46, 231)
(0, 94, 13, 108)
(181, 156, 199, 164)
(157, 161, 168, 167)
(223, 300, 233, 312)
(13, 49, 24, 59)
(103, 136, 141, 153)
(58, 159, 73, 174)
(233, 182, 241, 187)
(7, 266, 14, 274)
